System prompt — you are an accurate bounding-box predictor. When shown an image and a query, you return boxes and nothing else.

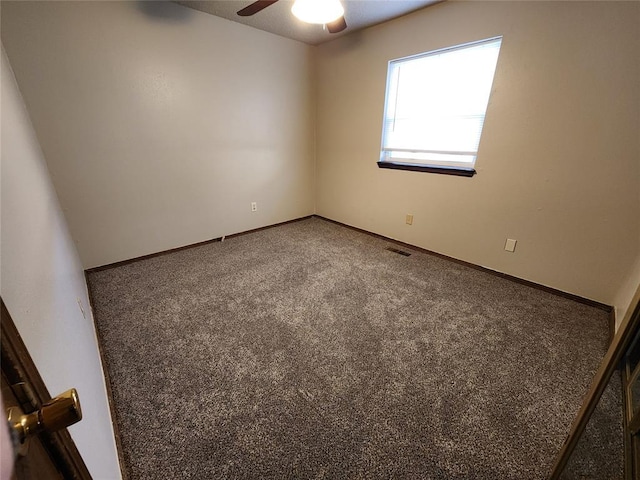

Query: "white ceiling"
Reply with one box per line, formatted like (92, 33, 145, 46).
(174, 0, 440, 45)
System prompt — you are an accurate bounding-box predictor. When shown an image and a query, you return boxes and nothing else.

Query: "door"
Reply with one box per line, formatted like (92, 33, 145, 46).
(623, 321, 640, 479)
(1, 299, 91, 479)
(550, 287, 640, 479)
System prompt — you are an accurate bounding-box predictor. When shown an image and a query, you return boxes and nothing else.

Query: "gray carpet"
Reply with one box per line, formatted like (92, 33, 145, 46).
(88, 217, 614, 479)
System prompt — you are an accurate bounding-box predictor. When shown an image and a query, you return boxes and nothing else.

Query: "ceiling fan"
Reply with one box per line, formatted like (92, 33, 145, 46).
(237, 0, 348, 33)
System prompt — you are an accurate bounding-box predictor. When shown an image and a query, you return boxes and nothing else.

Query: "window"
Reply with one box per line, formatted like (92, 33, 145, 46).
(379, 37, 502, 177)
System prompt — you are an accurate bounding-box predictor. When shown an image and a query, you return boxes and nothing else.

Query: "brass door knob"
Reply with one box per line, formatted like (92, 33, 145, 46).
(7, 388, 82, 451)
(40, 388, 82, 434)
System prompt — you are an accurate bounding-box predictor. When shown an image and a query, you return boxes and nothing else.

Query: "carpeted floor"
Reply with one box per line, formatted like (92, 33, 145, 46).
(560, 371, 623, 479)
(88, 217, 616, 479)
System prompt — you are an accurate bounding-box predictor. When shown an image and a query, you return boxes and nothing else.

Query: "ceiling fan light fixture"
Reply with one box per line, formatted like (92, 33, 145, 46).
(291, 0, 344, 25)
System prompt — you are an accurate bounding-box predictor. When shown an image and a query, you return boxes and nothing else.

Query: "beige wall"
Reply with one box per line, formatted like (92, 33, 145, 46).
(1, 47, 121, 479)
(315, 1, 640, 306)
(1, 1, 315, 269)
(615, 255, 640, 330)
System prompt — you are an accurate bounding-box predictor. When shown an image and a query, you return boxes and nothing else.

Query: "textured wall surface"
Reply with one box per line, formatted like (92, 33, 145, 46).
(1, 48, 121, 479)
(1, 1, 315, 268)
(315, 1, 640, 308)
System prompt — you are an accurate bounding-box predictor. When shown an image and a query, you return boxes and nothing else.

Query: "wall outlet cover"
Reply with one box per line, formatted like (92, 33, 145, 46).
(505, 238, 517, 252)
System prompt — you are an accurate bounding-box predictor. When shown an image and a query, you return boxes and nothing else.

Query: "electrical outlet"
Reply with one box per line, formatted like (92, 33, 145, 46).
(251, 202, 257, 212)
(504, 238, 517, 252)
(406, 214, 414, 225)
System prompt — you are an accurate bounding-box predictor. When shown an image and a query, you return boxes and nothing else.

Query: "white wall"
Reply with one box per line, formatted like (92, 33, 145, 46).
(1, 1, 315, 269)
(615, 255, 640, 329)
(315, 1, 640, 306)
(1, 48, 121, 479)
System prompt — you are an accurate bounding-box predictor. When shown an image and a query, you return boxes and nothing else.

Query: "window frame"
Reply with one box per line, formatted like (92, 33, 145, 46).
(377, 36, 503, 177)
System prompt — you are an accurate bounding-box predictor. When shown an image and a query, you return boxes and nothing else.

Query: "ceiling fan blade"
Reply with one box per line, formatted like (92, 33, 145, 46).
(237, 0, 279, 17)
(326, 16, 347, 34)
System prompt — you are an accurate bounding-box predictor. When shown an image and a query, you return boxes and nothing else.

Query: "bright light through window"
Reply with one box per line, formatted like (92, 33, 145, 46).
(380, 37, 502, 173)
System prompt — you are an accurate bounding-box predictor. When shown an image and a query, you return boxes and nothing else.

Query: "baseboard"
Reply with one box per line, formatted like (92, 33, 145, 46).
(85, 213, 613, 322)
(85, 215, 313, 274)
(312, 214, 613, 315)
